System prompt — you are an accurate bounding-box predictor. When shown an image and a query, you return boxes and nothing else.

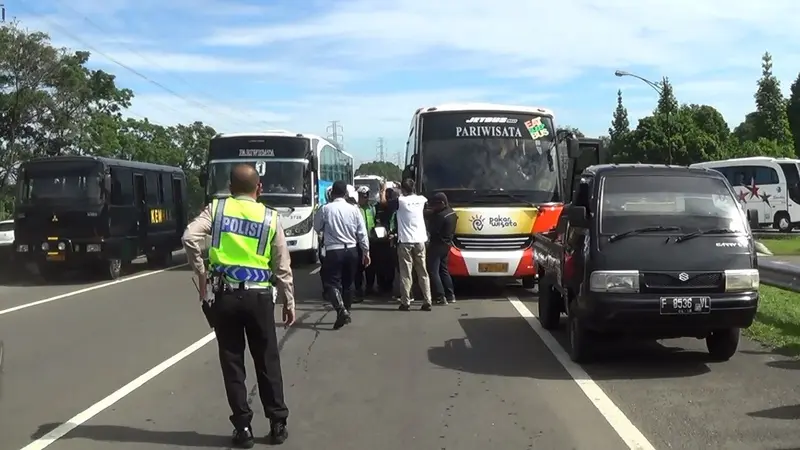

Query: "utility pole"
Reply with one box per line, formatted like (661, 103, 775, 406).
(1, 4, 6, 22)
(376, 137, 385, 161)
(326, 121, 344, 147)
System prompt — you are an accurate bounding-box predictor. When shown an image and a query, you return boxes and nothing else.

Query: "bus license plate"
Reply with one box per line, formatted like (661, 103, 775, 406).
(478, 263, 508, 273)
(660, 297, 710, 315)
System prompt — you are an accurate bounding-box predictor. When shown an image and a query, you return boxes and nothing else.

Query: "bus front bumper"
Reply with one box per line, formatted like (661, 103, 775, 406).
(448, 246, 535, 278)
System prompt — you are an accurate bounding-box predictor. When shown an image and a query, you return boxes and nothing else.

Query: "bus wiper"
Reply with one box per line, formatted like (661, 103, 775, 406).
(608, 226, 681, 243)
(675, 228, 737, 243)
(477, 191, 537, 208)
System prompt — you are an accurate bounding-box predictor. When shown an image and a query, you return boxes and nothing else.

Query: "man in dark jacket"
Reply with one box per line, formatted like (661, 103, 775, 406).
(426, 192, 457, 305)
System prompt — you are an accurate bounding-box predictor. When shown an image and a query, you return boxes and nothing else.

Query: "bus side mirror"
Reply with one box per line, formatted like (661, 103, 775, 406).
(308, 155, 317, 170)
(567, 137, 580, 159)
(402, 166, 413, 181)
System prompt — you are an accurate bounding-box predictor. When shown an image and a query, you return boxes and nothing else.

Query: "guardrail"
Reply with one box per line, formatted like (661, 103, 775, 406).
(760, 259, 800, 292)
(754, 231, 800, 239)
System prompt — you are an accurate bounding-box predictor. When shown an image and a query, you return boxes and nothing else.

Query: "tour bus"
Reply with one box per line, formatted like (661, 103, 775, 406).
(354, 174, 384, 204)
(402, 103, 603, 287)
(203, 130, 354, 264)
(691, 156, 800, 232)
(15, 156, 187, 281)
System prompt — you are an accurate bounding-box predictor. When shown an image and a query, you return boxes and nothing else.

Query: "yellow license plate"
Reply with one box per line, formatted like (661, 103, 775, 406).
(46, 253, 65, 261)
(478, 262, 508, 273)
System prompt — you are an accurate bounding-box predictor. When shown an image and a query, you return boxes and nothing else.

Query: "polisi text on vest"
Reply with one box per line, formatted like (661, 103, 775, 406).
(220, 216, 263, 238)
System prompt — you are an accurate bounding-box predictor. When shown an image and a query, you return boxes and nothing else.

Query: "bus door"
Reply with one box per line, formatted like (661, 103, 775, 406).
(172, 177, 186, 234)
(133, 173, 148, 242)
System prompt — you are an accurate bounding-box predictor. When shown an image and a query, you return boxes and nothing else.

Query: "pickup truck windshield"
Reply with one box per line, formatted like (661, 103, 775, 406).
(419, 112, 560, 204)
(600, 175, 746, 235)
(19, 163, 102, 203)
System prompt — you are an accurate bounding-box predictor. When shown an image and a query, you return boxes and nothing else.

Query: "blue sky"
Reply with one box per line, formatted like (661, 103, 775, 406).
(8, 0, 800, 167)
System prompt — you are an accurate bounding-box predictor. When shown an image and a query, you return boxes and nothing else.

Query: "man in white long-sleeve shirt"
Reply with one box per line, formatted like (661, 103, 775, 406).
(313, 180, 370, 329)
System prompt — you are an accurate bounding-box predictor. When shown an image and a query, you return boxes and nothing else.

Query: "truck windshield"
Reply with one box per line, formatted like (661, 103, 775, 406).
(419, 112, 559, 204)
(206, 159, 308, 206)
(600, 175, 747, 235)
(19, 164, 102, 203)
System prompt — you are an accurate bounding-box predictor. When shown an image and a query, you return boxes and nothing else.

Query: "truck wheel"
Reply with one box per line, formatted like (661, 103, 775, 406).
(706, 328, 740, 361)
(107, 258, 123, 280)
(774, 212, 792, 232)
(38, 264, 62, 283)
(568, 300, 593, 363)
(521, 275, 535, 289)
(537, 280, 561, 330)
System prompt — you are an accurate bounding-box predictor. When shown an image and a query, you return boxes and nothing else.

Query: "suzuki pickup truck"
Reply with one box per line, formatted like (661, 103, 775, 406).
(533, 164, 759, 363)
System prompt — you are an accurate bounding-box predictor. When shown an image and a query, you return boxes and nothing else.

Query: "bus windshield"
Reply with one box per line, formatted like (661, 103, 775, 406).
(19, 162, 102, 203)
(354, 178, 382, 202)
(419, 112, 560, 204)
(206, 159, 309, 206)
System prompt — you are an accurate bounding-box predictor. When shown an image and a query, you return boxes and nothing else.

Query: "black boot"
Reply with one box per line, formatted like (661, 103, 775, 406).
(231, 427, 254, 448)
(269, 420, 289, 445)
(327, 289, 350, 329)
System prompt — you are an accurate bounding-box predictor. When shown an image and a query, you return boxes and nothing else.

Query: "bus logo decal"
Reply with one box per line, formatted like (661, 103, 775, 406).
(471, 214, 485, 231)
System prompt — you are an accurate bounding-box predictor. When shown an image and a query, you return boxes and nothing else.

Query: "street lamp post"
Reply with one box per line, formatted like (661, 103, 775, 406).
(614, 70, 674, 165)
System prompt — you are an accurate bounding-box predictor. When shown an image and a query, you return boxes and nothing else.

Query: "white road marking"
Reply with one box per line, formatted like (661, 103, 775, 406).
(309, 265, 321, 275)
(20, 331, 217, 450)
(506, 296, 656, 450)
(0, 263, 188, 317)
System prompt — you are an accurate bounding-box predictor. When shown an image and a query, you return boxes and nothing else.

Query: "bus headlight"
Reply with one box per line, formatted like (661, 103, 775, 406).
(725, 269, 759, 292)
(590, 270, 640, 293)
(285, 215, 313, 237)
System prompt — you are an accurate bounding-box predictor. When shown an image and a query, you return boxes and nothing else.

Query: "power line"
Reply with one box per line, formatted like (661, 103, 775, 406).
(326, 121, 343, 147)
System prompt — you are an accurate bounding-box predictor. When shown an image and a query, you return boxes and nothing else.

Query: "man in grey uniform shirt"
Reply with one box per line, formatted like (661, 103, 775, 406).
(313, 180, 370, 329)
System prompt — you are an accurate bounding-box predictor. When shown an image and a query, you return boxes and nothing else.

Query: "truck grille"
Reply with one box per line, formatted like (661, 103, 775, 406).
(453, 234, 532, 251)
(641, 272, 724, 293)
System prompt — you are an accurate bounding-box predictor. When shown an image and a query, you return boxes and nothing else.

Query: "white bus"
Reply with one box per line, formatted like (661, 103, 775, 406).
(204, 130, 354, 263)
(354, 174, 384, 204)
(691, 156, 800, 231)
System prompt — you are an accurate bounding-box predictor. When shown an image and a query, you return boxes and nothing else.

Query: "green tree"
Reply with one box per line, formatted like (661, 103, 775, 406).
(754, 52, 794, 149)
(787, 72, 800, 156)
(608, 89, 631, 162)
(356, 161, 402, 180)
(732, 112, 759, 142)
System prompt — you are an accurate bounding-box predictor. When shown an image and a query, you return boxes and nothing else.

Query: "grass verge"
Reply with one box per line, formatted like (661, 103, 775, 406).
(746, 285, 800, 355)
(759, 238, 800, 256)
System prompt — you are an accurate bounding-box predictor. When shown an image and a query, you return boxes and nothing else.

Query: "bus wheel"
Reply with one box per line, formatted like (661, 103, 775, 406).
(304, 249, 319, 265)
(774, 212, 792, 232)
(107, 258, 123, 280)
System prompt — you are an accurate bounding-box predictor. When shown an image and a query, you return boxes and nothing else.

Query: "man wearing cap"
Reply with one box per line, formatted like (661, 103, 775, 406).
(355, 186, 377, 297)
(313, 180, 370, 329)
(426, 192, 458, 305)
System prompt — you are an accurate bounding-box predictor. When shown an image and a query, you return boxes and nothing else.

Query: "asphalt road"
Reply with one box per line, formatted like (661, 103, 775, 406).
(1, 255, 800, 450)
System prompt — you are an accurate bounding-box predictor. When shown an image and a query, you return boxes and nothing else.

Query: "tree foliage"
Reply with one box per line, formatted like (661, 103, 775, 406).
(355, 161, 401, 181)
(0, 21, 217, 218)
(610, 52, 800, 166)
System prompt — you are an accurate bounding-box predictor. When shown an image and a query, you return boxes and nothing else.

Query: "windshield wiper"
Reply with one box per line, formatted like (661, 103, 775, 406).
(675, 228, 737, 243)
(608, 226, 681, 243)
(476, 191, 537, 208)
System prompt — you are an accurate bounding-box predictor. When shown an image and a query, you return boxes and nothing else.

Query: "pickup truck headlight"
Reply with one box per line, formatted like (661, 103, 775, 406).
(590, 270, 640, 293)
(285, 214, 313, 237)
(724, 269, 759, 291)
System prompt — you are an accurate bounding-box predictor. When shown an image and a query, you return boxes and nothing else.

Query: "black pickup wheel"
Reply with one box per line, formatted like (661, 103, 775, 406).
(537, 278, 561, 330)
(568, 299, 593, 363)
(706, 328, 740, 361)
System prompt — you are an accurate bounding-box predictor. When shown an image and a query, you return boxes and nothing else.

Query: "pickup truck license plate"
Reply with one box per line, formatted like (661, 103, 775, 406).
(478, 262, 508, 273)
(660, 296, 710, 315)
(46, 253, 65, 262)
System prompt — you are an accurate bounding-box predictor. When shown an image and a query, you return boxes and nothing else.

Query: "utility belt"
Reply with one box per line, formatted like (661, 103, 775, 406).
(207, 265, 274, 293)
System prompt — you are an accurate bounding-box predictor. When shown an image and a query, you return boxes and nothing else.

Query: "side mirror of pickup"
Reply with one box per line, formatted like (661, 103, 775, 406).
(566, 136, 580, 158)
(567, 205, 589, 227)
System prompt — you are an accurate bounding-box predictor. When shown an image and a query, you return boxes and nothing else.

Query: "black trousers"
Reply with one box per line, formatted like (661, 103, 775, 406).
(321, 247, 358, 307)
(213, 289, 288, 430)
(427, 244, 455, 300)
(355, 245, 376, 291)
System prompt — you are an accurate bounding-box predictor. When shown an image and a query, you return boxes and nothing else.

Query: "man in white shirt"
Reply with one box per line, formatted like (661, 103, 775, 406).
(379, 179, 432, 311)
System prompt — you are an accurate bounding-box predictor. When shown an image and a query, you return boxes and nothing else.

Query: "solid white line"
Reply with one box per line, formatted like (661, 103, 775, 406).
(19, 331, 217, 450)
(0, 263, 188, 317)
(506, 296, 656, 450)
(309, 265, 321, 275)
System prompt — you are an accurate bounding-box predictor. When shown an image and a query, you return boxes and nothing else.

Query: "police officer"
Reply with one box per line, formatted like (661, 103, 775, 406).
(355, 185, 377, 297)
(182, 164, 295, 448)
(313, 180, 369, 329)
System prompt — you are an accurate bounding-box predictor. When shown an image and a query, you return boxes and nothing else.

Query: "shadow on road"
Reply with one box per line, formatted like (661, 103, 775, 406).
(428, 317, 711, 380)
(747, 404, 800, 420)
(32, 423, 231, 447)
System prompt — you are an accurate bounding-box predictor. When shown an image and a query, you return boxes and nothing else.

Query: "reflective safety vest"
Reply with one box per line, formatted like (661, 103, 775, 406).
(209, 197, 278, 286)
(360, 205, 376, 233)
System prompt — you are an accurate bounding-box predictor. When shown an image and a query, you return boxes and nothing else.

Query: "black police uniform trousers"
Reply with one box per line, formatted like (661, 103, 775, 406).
(213, 288, 288, 430)
(355, 243, 376, 292)
(321, 246, 358, 313)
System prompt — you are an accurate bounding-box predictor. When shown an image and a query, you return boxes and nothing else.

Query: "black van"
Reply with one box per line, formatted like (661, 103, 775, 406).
(534, 164, 759, 362)
(14, 156, 188, 280)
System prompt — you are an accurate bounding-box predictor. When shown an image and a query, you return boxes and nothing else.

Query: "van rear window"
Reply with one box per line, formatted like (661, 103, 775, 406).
(600, 175, 746, 235)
